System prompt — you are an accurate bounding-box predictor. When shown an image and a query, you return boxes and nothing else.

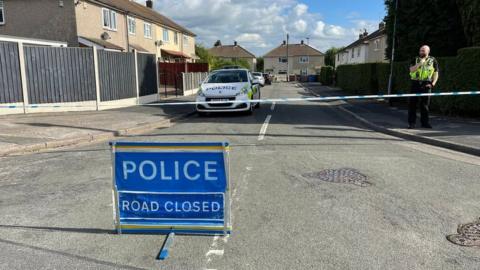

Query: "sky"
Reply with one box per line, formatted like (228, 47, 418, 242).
(142, 0, 386, 56)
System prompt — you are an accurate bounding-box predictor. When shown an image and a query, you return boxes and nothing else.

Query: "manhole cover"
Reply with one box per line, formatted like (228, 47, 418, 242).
(447, 218, 480, 247)
(302, 168, 371, 187)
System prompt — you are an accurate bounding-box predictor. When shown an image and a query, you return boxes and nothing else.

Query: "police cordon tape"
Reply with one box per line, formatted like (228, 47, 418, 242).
(1, 90, 479, 108)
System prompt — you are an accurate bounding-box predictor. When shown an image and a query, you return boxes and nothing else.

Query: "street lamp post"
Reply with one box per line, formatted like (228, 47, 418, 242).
(387, 0, 399, 103)
(286, 33, 289, 82)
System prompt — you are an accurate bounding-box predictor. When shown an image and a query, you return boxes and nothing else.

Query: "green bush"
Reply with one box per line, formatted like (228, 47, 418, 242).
(210, 57, 251, 71)
(336, 63, 381, 94)
(336, 47, 480, 117)
(320, 66, 334, 85)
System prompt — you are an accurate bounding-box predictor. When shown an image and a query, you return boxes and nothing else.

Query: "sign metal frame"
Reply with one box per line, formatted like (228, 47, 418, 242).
(110, 141, 231, 236)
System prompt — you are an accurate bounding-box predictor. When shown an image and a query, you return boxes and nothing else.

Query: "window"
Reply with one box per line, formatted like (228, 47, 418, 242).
(102, 8, 117, 30)
(337, 54, 340, 61)
(127, 16, 136, 35)
(206, 70, 248, 83)
(278, 57, 287, 63)
(163, 28, 169, 42)
(357, 47, 360, 57)
(374, 39, 380, 50)
(0, 0, 5, 25)
(301, 68, 308, 75)
(299, 56, 309, 63)
(183, 35, 188, 45)
(144, 23, 152, 38)
(174, 32, 178, 45)
(351, 48, 354, 58)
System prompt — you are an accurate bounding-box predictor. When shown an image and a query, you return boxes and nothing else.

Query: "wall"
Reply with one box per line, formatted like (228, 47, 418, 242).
(366, 35, 388, 63)
(75, 1, 127, 50)
(156, 25, 181, 58)
(0, 0, 78, 45)
(290, 55, 325, 75)
(127, 16, 157, 55)
(264, 57, 287, 75)
(182, 34, 196, 59)
(264, 55, 324, 75)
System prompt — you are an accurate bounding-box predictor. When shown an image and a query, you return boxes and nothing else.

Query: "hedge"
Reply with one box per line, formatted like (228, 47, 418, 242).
(336, 47, 480, 117)
(320, 66, 334, 85)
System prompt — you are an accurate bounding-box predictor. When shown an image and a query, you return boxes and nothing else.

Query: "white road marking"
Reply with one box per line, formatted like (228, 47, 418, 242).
(270, 102, 276, 111)
(258, 115, 272, 141)
(206, 250, 224, 257)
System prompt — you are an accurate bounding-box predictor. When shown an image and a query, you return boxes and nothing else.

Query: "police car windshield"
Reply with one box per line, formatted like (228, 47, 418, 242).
(207, 70, 248, 83)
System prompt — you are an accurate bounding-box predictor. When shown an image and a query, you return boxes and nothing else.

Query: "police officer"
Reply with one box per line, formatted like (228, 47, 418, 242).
(408, 45, 439, 129)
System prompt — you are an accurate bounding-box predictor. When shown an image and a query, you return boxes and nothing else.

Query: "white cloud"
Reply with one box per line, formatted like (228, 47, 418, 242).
(139, 0, 382, 55)
(236, 33, 263, 43)
(293, 20, 308, 33)
(294, 3, 308, 17)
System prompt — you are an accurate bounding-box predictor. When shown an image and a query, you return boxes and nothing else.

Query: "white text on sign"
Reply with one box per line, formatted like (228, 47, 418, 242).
(122, 160, 219, 181)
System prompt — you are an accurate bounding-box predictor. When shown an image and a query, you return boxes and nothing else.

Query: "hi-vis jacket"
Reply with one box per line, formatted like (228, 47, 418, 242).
(410, 56, 439, 82)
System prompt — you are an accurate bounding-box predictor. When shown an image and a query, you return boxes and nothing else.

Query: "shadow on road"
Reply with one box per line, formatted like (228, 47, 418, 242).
(0, 224, 115, 235)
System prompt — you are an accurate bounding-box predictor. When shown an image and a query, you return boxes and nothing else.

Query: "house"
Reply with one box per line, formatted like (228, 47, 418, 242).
(208, 41, 257, 71)
(263, 40, 325, 78)
(0, 0, 197, 62)
(335, 22, 388, 68)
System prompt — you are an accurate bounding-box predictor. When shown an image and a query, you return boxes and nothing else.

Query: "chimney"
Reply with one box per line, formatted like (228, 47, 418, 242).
(359, 33, 363, 40)
(301, 40, 304, 45)
(234, 41, 238, 46)
(379, 22, 385, 29)
(282, 40, 286, 45)
(146, 0, 153, 8)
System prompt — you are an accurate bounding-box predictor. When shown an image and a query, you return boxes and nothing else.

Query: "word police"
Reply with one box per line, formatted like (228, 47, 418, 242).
(122, 160, 219, 181)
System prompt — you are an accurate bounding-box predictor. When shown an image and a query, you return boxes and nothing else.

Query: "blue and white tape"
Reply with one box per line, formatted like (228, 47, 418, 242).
(1, 90, 479, 108)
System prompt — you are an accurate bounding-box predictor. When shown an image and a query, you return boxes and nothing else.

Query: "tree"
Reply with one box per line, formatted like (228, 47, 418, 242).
(256, 57, 264, 72)
(324, 47, 343, 67)
(195, 44, 212, 64)
(456, 0, 480, 46)
(384, 0, 468, 61)
(210, 58, 251, 70)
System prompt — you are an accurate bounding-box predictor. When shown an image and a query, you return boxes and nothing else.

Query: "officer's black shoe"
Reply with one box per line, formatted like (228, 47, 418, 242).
(421, 124, 433, 129)
(408, 124, 415, 129)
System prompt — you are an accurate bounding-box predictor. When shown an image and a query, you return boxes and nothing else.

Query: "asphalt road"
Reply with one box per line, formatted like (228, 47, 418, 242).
(1, 83, 479, 270)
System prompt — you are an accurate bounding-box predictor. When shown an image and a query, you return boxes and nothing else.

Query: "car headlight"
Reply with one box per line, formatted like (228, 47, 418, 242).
(237, 86, 249, 96)
(197, 88, 206, 97)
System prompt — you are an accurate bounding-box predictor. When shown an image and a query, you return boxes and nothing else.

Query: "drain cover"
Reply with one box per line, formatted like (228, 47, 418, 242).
(447, 218, 480, 247)
(302, 168, 371, 187)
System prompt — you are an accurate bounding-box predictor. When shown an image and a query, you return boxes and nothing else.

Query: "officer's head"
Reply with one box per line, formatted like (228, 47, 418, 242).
(419, 45, 430, 58)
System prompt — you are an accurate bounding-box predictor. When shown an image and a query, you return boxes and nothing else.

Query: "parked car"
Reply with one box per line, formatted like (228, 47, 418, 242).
(196, 69, 261, 115)
(251, 72, 265, 86)
(263, 73, 273, 85)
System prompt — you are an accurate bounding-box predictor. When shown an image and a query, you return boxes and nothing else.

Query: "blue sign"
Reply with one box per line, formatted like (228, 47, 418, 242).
(111, 142, 231, 235)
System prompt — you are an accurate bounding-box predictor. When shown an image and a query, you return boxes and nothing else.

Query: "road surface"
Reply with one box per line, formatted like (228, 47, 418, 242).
(1, 83, 479, 270)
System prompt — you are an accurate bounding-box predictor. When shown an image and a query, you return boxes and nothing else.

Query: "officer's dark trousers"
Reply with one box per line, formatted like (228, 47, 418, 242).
(408, 80, 431, 126)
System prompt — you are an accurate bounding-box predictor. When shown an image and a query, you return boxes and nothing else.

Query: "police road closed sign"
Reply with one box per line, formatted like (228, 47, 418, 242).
(110, 142, 231, 235)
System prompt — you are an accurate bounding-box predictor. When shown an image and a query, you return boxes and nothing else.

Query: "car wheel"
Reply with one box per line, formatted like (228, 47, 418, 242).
(245, 103, 254, 115)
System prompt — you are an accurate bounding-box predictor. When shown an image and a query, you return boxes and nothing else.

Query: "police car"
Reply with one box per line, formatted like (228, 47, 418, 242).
(196, 69, 261, 115)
